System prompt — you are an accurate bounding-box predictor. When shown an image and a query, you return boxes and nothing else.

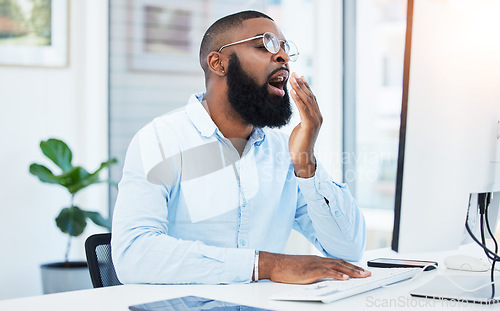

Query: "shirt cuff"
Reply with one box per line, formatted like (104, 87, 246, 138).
(222, 248, 255, 284)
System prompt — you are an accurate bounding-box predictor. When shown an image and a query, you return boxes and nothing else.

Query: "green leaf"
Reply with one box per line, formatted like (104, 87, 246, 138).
(64, 167, 99, 194)
(91, 158, 118, 177)
(84, 211, 111, 230)
(65, 158, 118, 194)
(55, 206, 87, 237)
(59, 166, 90, 192)
(31, 139, 118, 194)
(29, 163, 59, 184)
(40, 139, 73, 172)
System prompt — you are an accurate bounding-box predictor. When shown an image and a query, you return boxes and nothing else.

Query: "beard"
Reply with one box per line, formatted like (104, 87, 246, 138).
(226, 53, 292, 128)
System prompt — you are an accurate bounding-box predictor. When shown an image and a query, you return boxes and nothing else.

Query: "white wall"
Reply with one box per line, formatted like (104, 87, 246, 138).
(0, 0, 109, 299)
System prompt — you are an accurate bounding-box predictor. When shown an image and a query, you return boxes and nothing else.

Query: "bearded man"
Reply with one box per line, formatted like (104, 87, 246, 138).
(112, 10, 370, 285)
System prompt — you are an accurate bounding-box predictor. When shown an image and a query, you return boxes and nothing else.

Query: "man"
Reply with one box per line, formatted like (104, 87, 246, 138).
(112, 10, 370, 285)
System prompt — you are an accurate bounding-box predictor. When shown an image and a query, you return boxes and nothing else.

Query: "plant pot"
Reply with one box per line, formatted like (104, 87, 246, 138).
(40, 261, 93, 294)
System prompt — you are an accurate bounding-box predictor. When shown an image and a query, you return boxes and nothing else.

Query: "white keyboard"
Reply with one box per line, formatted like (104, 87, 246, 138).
(270, 268, 421, 303)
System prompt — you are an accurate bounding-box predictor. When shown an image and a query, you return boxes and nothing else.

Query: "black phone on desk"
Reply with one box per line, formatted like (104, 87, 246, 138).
(367, 258, 438, 271)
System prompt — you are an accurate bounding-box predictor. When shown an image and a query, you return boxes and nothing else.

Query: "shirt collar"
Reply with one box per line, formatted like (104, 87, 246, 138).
(249, 127, 266, 146)
(185, 93, 217, 138)
(185, 93, 266, 145)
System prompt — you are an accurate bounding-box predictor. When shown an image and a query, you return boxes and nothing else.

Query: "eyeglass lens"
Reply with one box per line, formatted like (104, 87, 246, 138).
(263, 32, 298, 61)
(263, 33, 279, 53)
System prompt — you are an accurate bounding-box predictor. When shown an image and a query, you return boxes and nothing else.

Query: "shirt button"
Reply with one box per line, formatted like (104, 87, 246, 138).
(242, 202, 247, 208)
(240, 239, 247, 246)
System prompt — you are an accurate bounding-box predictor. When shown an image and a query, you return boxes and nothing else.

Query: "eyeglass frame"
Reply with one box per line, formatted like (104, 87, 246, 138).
(217, 32, 299, 61)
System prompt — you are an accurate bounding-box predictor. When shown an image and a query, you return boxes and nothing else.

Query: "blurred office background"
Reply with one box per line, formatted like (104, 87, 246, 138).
(2, 0, 488, 300)
(107, 0, 407, 255)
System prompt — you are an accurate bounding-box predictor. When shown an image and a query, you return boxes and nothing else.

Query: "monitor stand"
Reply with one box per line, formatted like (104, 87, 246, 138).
(410, 275, 499, 304)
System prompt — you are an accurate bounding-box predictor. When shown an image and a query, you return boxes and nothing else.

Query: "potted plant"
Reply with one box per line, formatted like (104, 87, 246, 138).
(29, 138, 117, 294)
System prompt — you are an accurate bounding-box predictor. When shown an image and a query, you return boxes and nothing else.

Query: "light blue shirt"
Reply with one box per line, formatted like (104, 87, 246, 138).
(111, 93, 366, 284)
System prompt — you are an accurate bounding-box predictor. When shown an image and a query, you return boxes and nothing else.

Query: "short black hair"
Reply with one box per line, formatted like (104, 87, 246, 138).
(199, 10, 273, 74)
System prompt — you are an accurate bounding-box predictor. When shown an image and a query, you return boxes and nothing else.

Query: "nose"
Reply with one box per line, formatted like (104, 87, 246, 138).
(272, 47, 290, 64)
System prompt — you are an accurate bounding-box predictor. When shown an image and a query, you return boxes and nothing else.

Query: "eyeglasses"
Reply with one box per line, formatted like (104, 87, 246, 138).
(217, 32, 299, 62)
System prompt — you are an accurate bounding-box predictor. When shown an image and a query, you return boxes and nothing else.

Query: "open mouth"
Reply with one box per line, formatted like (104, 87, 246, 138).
(268, 70, 288, 97)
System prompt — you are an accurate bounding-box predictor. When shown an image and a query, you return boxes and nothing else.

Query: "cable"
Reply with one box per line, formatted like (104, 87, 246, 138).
(465, 222, 500, 260)
(465, 192, 499, 300)
(382, 193, 499, 300)
(480, 208, 495, 298)
(464, 196, 500, 261)
(381, 263, 436, 288)
(382, 264, 499, 295)
(479, 194, 496, 261)
(485, 193, 498, 257)
(484, 192, 498, 299)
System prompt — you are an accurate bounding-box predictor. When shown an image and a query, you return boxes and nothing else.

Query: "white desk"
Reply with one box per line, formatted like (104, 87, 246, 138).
(1, 244, 498, 311)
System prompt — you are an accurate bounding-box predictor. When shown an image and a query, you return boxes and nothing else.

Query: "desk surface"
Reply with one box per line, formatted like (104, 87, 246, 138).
(1, 244, 498, 311)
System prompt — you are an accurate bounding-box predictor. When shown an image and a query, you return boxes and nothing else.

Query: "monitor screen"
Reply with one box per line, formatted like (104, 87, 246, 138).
(392, 0, 500, 253)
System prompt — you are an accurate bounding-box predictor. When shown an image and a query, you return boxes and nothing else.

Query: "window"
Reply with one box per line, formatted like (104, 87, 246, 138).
(345, 0, 407, 249)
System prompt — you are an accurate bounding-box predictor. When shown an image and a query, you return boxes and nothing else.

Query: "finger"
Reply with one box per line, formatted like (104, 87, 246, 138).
(296, 75, 322, 124)
(298, 75, 321, 117)
(290, 74, 314, 109)
(290, 87, 311, 122)
(290, 76, 315, 123)
(328, 261, 361, 277)
(290, 74, 320, 122)
(334, 259, 368, 271)
(329, 260, 371, 278)
(290, 73, 312, 97)
(296, 75, 315, 103)
(320, 268, 350, 281)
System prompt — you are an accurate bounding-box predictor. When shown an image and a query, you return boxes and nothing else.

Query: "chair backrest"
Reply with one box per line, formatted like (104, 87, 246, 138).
(85, 233, 122, 288)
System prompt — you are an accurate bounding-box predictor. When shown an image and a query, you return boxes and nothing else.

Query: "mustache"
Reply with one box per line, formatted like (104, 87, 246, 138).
(267, 67, 289, 81)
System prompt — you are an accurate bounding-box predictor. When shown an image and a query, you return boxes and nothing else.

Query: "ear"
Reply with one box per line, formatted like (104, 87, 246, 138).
(207, 51, 226, 76)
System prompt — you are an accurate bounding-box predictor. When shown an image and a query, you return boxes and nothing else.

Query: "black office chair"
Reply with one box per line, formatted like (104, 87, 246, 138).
(85, 233, 122, 288)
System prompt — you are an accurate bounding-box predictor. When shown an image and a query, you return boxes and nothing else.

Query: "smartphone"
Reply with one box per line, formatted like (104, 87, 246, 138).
(367, 258, 438, 271)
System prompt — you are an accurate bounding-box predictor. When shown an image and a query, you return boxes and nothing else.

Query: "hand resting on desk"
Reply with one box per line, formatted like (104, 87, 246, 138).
(257, 252, 372, 284)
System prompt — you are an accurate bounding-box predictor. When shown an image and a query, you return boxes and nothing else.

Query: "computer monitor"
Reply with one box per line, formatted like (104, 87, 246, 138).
(392, 0, 500, 254)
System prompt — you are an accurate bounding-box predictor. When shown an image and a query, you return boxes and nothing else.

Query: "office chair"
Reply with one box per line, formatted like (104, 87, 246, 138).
(85, 233, 122, 288)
